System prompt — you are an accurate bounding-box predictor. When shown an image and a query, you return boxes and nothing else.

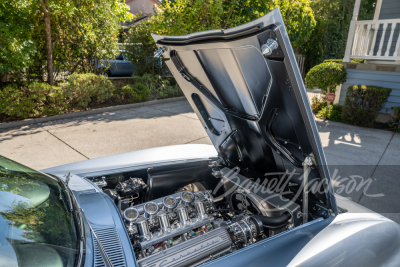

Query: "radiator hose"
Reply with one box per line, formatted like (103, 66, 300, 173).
(212, 209, 291, 228)
(253, 211, 291, 228)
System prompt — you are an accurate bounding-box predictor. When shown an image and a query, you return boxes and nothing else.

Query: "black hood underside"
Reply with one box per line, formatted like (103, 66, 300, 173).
(151, 8, 337, 214)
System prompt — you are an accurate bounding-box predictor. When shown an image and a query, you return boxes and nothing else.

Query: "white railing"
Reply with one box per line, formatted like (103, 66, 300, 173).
(347, 19, 400, 61)
(343, 0, 400, 62)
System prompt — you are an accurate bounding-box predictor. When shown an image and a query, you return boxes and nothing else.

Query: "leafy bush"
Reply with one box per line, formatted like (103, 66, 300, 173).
(132, 74, 182, 100)
(0, 82, 66, 118)
(118, 83, 151, 104)
(389, 106, 400, 132)
(342, 85, 391, 127)
(316, 104, 343, 121)
(0, 74, 182, 122)
(305, 62, 347, 93)
(311, 95, 327, 114)
(61, 74, 115, 109)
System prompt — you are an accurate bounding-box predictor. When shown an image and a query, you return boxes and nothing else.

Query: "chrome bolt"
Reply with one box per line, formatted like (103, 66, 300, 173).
(261, 39, 278, 56)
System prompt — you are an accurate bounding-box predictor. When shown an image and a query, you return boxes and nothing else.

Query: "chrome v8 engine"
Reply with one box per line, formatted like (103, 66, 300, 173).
(123, 190, 264, 267)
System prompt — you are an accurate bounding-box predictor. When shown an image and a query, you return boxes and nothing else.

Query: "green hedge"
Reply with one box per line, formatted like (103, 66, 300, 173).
(0, 82, 67, 118)
(342, 85, 391, 126)
(0, 74, 116, 119)
(0, 74, 182, 121)
(60, 74, 115, 109)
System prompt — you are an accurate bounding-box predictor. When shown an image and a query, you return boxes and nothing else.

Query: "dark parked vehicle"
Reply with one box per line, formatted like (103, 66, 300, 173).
(2, 8, 400, 267)
(97, 50, 135, 77)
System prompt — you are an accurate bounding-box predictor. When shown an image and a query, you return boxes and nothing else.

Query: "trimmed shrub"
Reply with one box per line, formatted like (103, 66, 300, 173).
(61, 74, 115, 109)
(0, 82, 66, 118)
(305, 62, 347, 93)
(316, 104, 343, 121)
(311, 95, 327, 114)
(342, 85, 391, 126)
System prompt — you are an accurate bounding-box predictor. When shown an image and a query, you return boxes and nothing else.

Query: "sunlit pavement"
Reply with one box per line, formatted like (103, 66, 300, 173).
(0, 99, 399, 223)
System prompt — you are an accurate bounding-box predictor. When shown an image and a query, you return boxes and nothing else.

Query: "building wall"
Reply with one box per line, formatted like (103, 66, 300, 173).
(339, 69, 400, 113)
(126, 0, 158, 15)
(379, 0, 400, 20)
(373, 0, 400, 57)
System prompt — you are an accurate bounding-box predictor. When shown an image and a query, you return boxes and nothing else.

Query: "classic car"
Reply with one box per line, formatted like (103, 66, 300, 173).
(1, 7, 400, 267)
(97, 51, 162, 77)
(97, 50, 136, 77)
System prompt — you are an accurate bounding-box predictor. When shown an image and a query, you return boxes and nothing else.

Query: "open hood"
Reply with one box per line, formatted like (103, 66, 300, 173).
(152, 8, 337, 214)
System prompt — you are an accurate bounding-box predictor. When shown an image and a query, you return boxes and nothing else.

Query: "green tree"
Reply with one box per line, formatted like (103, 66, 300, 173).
(125, 0, 316, 75)
(305, 62, 347, 119)
(303, 0, 375, 71)
(279, 0, 316, 49)
(0, 0, 35, 83)
(0, 0, 133, 84)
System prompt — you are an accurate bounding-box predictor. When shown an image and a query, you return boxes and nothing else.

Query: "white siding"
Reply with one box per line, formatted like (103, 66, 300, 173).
(379, 0, 400, 20)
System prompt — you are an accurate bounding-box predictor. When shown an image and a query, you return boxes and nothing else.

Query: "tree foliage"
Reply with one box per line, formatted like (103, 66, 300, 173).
(0, 0, 35, 78)
(0, 0, 133, 83)
(125, 0, 316, 75)
(303, 0, 375, 71)
(305, 62, 347, 93)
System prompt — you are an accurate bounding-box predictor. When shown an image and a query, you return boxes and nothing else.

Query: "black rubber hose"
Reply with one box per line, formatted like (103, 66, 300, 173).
(253, 211, 291, 227)
(211, 209, 242, 214)
(210, 209, 291, 228)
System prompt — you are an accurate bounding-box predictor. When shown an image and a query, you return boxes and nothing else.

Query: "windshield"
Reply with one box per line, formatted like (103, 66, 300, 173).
(0, 156, 79, 267)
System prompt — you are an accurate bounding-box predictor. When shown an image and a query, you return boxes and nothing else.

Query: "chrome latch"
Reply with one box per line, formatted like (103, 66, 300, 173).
(154, 46, 166, 58)
(261, 38, 278, 56)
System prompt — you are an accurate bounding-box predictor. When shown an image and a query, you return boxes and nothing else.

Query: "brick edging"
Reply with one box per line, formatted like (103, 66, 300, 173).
(0, 96, 186, 130)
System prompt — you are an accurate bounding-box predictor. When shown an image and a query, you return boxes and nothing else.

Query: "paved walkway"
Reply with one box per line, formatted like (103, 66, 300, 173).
(0, 99, 399, 222)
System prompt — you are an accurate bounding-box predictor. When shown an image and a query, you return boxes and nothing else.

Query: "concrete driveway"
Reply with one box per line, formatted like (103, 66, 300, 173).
(0, 99, 399, 222)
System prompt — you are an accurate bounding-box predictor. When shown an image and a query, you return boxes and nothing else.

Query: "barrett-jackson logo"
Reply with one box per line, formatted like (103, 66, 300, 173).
(157, 236, 222, 267)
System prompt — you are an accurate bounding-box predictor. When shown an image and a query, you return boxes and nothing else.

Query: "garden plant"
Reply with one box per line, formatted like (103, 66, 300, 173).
(305, 62, 347, 119)
(342, 85, 391, 127)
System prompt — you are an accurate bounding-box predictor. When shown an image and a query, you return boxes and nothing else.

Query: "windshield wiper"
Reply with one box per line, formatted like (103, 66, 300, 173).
(80, 209, 115, 267)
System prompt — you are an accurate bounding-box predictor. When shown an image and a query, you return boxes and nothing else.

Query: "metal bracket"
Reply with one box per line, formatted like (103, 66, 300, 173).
(154, 46, 166, 58)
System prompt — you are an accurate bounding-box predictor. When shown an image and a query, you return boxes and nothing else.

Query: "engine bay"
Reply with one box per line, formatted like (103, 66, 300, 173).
(87, 158, 319, 267)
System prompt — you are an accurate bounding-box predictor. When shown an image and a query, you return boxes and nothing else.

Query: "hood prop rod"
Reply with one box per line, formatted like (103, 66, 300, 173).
(170, 50, 258, 121)
(302, 154, 314, 224)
